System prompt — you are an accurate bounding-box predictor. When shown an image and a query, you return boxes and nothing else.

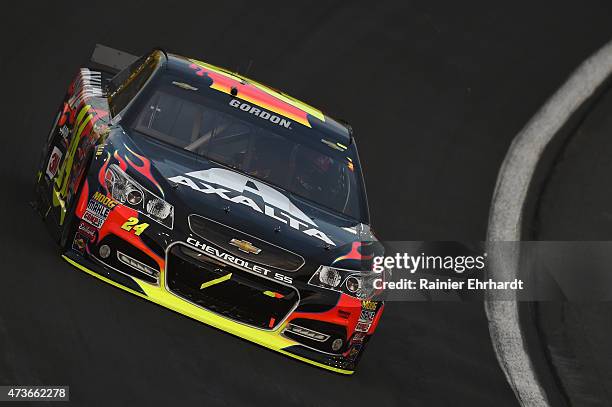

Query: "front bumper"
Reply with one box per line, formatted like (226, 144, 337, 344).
(62, 249, 364, 374)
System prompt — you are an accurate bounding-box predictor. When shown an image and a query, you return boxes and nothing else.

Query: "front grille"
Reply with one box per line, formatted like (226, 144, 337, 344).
(188, 214, 304, 271)
(166, 243, 298, 330)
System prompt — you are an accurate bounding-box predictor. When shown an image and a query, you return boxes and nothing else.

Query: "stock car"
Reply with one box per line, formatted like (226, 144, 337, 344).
(33, 45, 384, 374)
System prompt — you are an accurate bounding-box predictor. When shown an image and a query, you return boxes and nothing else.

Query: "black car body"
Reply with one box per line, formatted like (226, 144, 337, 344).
(34, 46, 384, 373)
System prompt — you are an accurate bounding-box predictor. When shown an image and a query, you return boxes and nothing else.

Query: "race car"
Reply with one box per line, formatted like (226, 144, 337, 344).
(33, 45, 384, 374)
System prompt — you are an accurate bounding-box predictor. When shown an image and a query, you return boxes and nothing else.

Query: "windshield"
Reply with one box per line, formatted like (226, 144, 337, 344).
(128, 75, 367, 221)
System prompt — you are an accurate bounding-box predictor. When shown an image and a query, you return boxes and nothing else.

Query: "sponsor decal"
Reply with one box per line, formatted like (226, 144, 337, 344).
(361, 300, 377, 311)
(351, 332, 366, 343)
(59, 125, 70, 140)
(46, 147, 63, 179)
(86, 200, 111, 219)
(83, 193, 114, 229)
(78, 221, 97, 242)
(91, 191, 117, 208)
(168, 168, 335, 246)
(355, 321, 371, 333)
(359, 309, 375, 323)
(188, 59, 322, 128)
(72, 233, 87, 254)
(347, 344, 362, 361)
(82, 210, 104, 229)
(228, 99, 292, 129)
(187, 237, 293, 285)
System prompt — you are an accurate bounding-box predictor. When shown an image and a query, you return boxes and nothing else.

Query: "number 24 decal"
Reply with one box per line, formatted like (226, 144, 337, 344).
(121, 217, 149, 236)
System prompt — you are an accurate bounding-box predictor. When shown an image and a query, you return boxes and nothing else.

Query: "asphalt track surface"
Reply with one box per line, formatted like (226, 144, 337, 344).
(535, 81, 612, 405)
(2, 2, 612, 406)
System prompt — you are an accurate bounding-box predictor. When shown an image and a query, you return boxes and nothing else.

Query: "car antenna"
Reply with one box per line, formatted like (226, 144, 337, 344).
(244, 59, 254, 77)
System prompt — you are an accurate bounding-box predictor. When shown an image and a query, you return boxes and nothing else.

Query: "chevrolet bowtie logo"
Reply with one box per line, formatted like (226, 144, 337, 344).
(229, 239, 261, 254)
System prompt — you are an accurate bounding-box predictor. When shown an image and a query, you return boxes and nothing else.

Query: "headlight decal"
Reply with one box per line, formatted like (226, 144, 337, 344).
(104, 164, 174, 229)
(319, 266, 342, 287)
(308, 265, 375, 300)
(146, 198, 173, 220)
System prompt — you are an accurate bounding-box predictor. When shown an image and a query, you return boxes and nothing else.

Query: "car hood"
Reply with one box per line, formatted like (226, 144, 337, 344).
(116, 129, 379, 268)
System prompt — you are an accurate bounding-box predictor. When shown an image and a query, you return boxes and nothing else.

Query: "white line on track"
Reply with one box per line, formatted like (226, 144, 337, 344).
(485, 39, 612, 407)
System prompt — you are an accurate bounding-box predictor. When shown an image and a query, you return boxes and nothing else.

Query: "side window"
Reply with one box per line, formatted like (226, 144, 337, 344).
(108, 51, 159, 117)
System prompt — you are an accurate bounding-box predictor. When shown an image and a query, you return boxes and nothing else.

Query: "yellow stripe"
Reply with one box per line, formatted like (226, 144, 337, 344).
(75, 104, 90, 126)
(189, 59, 325, 122)
(53, 104, 92, 224)
(63, 255, 149, 299)
(277, 349, 355, 375)
(61, 255, 354, 375)
(76, 114, 92, 139)
(200, 273, 232, 289)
